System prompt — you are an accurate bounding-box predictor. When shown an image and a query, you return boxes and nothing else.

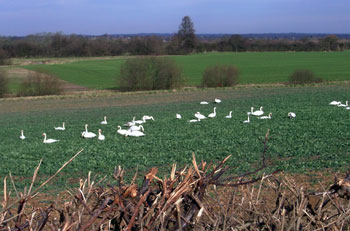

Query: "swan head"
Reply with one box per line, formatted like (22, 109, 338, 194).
(42, 133, 46, 136)
(140, 125, 144, 131)
(98, 129, 102, 133)
(117, 125, 121, 129)
(85, 124, 88, 128)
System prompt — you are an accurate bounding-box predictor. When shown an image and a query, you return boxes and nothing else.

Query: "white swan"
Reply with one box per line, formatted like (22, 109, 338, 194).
(134, 117, 146, 124)
(252, 107, 264, 116)
(128, 125, 144, 132)
(98, 129, 105, 140)
(208, 107, 217, 118)
(176, 114, 182, 119)
(200, 101, 209, 105)
(100, 116, 107, 125)
(243, 115, 250, 123)
(142, 115, 155, 121)
(195, 112, 206, 120)
(117, 126, 129, 136)
(126, 130, 145, 137)
(225, 111, 232, 119)
(338, 101, 348, 107)
(82, 124, 96, 138)
(329, 101, 341, 105)
(124, 117, 136, 126)
(54, 122, 65, 131)
(20, 130, 26, 140)
(42, 133, 59, 143)
(214, 98, 222, 103)
(288, 112, 296, 119)
(188, 119, 200, 123)
(258, 112, 272, 119)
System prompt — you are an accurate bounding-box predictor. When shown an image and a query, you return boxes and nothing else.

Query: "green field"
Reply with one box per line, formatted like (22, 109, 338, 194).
(1, 85, 350, 190)
(23, 52, 350, 90)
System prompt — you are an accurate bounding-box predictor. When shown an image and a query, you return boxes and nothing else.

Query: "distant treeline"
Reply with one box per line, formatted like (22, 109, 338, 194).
(0, 33, 349, 60)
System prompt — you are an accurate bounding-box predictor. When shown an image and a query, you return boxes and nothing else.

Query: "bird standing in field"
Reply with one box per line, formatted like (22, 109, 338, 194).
(126, 130, 145, 137)
(252, 107, 264, 116)
(54, 122, 65, 130)
(288, 112, 296, 119)
(98, 129, 105, 140)
(128, 125, 144, 132)
(20, 130, 26, 140)
(100, 116, 108, 125)
(208, 107, 217, 118)
(243, 115, 250, 123)
(117, 126, 129, 136)
(143, 115, 155, 121)
(329, 101, 341, 106)
(176, 114, 182, 119)
(42, 133, 59, 143)
(82, 124, 96, 138)
(214, 98, 222, 103)
(258, 113, 272, 119)
(195, 112, 206, 120)
(225, 111, 232, 118)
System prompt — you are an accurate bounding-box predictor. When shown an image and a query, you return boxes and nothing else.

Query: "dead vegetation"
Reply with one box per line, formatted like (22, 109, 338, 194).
(1, 131, 350, 230)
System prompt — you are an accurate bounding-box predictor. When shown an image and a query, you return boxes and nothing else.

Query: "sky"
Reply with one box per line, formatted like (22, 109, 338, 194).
(0, 0, 349, 36)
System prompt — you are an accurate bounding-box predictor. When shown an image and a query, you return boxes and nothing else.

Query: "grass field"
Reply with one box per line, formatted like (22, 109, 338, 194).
(1, 85, 350, 191)
(22, 52, 350, 90)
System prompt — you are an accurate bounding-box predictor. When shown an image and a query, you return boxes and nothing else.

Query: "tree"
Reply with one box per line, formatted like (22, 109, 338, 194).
(176, 16, 197, 54)
(119, 57, 183, 91)
(0, 49, 10, 65)
(320, 35, 339, 51)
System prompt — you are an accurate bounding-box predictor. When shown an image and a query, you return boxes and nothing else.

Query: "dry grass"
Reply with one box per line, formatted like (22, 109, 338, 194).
(1, 145, 350, 230)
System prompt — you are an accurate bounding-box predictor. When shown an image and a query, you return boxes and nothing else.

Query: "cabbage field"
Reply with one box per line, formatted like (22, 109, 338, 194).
(0, 85, 350, 190)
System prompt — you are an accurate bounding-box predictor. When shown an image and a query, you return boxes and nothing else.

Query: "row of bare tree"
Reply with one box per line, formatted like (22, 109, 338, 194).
(0, 16, 348, 63)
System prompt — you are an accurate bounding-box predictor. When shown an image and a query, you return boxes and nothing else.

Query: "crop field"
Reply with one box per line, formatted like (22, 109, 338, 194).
(1, 85, 350, 191)
(22, 51, 350, 90)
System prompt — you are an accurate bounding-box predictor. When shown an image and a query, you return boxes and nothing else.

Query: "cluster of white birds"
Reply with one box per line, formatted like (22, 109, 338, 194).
(20, 115, 155, 143)
(176, 98, 296, 124)
(117, 115, 154, 137)
(329, 100, 350, 110)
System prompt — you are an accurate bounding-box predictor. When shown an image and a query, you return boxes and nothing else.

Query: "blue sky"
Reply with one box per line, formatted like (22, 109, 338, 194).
(0, 0, 349, 36)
